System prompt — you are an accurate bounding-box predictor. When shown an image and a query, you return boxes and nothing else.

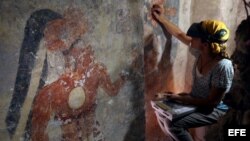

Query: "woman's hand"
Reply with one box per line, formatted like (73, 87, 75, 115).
(165, 93, 180, 101)
(155, 92, 174, 100)
(151, 4, 192, 46)
(166, 93, 191, 104)
(155, 92, 191, 104)
(151, 4, 165, 24)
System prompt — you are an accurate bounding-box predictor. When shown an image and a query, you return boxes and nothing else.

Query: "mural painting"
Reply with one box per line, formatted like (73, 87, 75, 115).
(5, 8, 130, 141)
(32, 9, 128, 141)
(5, 9, 63, 140)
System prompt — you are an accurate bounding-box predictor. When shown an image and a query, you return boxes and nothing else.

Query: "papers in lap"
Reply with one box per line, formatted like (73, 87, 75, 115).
(154, 100, 196, 120)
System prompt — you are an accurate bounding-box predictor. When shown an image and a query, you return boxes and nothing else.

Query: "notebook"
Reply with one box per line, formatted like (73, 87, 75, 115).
(154, 100, 197, 120)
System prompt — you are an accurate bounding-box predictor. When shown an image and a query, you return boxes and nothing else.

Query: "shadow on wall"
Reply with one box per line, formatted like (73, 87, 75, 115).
(144, 25, 175, 141)
(123, 65, 145, 141)
(143, 0, 179, 140)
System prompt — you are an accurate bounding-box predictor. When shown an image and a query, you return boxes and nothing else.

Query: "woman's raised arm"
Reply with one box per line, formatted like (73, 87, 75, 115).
(151, 5, 192, 46)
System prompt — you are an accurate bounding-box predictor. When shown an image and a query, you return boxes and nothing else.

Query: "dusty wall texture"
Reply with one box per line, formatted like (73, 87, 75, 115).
(0, 0, 247, 141)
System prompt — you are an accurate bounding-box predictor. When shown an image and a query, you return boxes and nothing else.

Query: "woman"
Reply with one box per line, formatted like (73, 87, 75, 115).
(151, 5, 234, 141)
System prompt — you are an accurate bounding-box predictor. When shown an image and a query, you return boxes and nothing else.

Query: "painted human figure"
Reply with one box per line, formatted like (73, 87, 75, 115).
(31, 11, 127, 141)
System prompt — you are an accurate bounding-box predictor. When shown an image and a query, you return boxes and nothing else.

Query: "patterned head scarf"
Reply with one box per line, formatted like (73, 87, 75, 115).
(187, 20, 230, 57)
(201, 20, 230, 54)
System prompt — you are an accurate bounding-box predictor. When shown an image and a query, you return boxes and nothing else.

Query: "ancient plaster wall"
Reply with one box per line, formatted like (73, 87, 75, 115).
(0, 0, 144, 141)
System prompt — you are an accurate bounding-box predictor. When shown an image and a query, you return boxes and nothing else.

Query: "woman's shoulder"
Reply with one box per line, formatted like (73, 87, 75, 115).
(211, 58, 234, 90)
(217, 58, 233, 68)
(213, 58, 234, 73)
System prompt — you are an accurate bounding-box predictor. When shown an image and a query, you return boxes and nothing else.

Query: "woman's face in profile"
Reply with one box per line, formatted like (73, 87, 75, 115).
(191, 37, 202, 49)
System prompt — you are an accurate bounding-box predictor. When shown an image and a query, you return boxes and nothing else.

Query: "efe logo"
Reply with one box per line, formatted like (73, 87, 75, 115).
(228, 129, 246, 136)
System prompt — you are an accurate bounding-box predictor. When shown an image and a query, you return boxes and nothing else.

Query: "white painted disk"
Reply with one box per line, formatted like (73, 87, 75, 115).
(68, 87, 86, 109)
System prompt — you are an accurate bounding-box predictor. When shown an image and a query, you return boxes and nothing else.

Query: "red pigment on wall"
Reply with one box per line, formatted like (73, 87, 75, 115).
(31, 9, 126, 141)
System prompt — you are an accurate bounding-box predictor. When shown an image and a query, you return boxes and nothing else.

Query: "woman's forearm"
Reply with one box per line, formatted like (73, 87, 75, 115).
(164, 93, 214, 107)
(178, 95, 216, 108)
(159, 18, 191, 46)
